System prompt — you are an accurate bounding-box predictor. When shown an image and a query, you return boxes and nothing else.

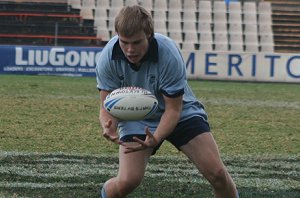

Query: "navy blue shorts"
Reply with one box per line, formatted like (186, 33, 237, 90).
(120, 116, 211, 155)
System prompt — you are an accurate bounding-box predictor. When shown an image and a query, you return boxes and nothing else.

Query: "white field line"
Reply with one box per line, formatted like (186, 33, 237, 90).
(0, 152, 299, 190)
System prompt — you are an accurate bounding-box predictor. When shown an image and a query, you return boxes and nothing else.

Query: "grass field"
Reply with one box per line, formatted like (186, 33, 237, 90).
(0, 75, 299, 197)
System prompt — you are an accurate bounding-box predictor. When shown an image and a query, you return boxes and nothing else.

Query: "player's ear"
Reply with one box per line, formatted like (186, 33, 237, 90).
(147, 34, 154, 43)
(147, 33, 152, 39)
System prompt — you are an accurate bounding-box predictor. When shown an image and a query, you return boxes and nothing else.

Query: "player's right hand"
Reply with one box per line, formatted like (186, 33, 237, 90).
(103, 119, 120, 144)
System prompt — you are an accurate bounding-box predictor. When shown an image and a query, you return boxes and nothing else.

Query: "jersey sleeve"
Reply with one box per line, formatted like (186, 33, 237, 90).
(95, 47, 120, 91)
(159, 48, 186, 97)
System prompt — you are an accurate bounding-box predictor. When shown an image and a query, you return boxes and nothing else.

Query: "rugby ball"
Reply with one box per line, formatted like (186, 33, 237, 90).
(104, 87, 158, 121)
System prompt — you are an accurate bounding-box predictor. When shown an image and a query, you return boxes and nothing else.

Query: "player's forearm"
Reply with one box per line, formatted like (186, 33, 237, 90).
(99, 108, 119, 129)
(153, 109, 181, 143)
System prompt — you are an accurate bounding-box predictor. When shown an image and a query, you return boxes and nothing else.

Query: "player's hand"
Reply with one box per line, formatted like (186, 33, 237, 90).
(102, 119, 120, 144)
(121, 127, 158, 153)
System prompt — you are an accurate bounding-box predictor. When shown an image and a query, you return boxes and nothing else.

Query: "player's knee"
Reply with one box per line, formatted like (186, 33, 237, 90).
(117, 177, 142, 196)
(208, 167, 229, 189)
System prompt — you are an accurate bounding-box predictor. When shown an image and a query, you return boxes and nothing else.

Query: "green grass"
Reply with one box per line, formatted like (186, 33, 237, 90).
(0, 75, 299, 197)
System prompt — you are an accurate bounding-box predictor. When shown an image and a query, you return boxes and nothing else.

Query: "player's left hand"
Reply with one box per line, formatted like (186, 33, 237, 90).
(121, 127, 158, 154)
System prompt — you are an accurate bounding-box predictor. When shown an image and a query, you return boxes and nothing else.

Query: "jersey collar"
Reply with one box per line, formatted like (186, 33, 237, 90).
(112, 36, 158, 71)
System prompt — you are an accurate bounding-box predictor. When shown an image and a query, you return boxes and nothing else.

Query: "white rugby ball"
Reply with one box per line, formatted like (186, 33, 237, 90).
(104, 87, 158, 121)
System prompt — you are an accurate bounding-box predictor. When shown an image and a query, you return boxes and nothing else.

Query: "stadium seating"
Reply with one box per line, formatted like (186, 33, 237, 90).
(125, 0, 139, 6)
(198, 22, 212, 34)
(183, 20, 197, 32)
(154, 20, 168, 35)
(80, 8, 94, 20)
(198, 1, 212, 13)
(0, 0, 100, 46)
(214, 32, 229, 51)
(213, 22, 227, 34)
(184, 31, 198, 43)
(93, 0, 278, 52)
(96, 0, 109, 9)
(82, 0, 96, 9)
(153, 10, 167, 22)
(228, 1, 241, 14)
(213, 11, 227, 25)
(167, 10, 182, 22)
(168, 31, 183, 46)
(182, 0, 197, 12)
(97, 28, 110, 41)
(213, 1, 227, 13)
(199, 32, 213, 50)
(111, 0, 124, 9)
(198, 12, 212, 24)
(168, 20, 182, 33)
(183, 11, 197, 23)
(69, 0, 81, 9)
(181, 42, 196, 50)
(153, 0, 168, 11)
(229, 33, 243, 45)
(168, 0, 182, 11)
(95, 18, 107, 30)
(139, 0, 153, 12)
(199, 42, 213, 51)
(94, 7, 107, 20)
(4, 0, 300, 53)
(258, 2, 272, 14)
(266, 0, 300, 52)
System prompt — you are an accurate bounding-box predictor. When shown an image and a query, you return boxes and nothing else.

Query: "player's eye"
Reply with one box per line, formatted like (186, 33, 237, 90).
(120, 40, 128, 45)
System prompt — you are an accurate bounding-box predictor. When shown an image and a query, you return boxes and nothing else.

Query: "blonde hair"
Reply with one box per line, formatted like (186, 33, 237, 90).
(115, 5, 154, 37)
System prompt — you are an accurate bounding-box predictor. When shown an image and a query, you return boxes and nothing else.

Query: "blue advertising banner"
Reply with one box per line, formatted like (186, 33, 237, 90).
(0, 45, 102, 77)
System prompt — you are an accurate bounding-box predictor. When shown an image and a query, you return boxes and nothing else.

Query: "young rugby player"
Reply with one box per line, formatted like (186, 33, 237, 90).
(96, 5, 239, 198)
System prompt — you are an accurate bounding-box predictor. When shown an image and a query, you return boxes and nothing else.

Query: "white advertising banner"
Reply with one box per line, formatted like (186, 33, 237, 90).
(182, 51, 300, 83)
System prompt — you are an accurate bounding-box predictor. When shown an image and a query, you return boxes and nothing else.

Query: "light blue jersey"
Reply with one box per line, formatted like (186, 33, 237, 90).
(96, 33, 207, 137)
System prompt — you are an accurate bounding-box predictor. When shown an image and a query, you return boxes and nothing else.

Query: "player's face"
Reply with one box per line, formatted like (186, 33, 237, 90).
(118, 31, 150, 65)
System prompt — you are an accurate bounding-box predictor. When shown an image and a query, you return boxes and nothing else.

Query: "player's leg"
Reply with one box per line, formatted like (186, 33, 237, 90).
(101, 142, 153, 198)
(180, 132, 238, 198)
